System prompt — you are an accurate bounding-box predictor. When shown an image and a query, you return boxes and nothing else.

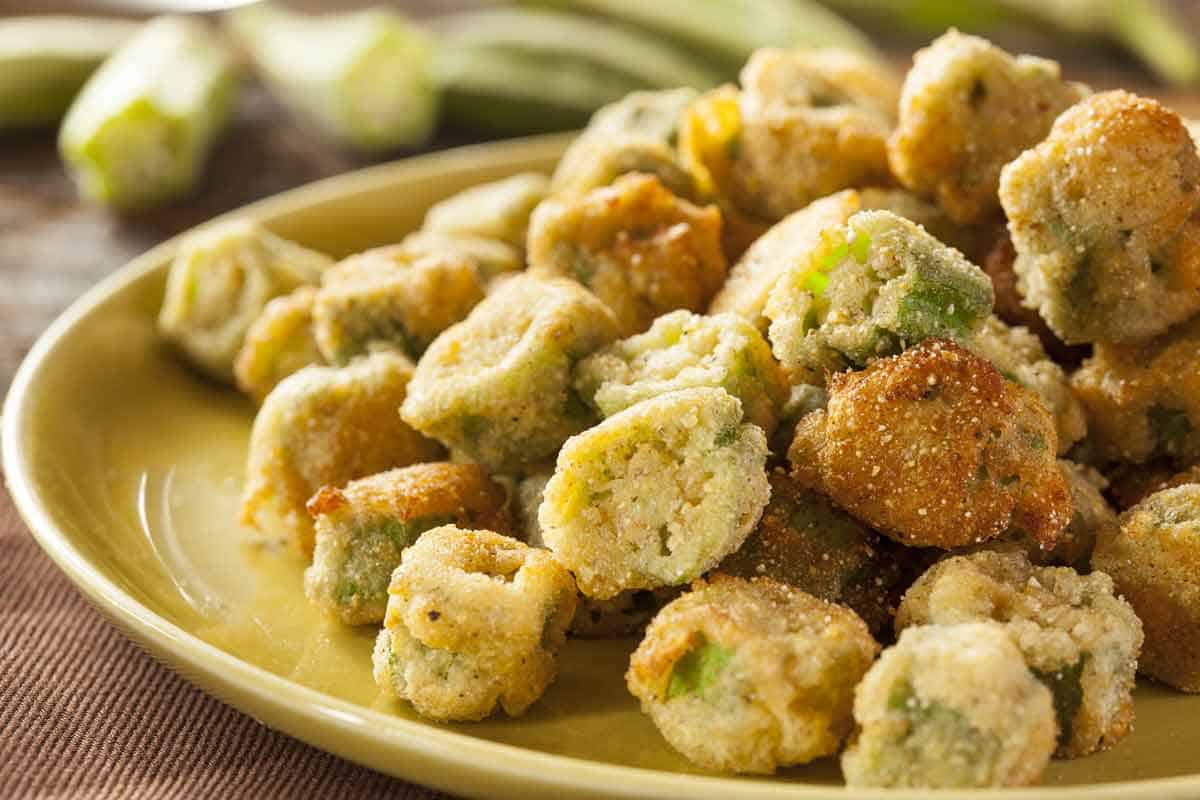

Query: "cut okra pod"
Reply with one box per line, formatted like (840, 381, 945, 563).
(0, 16, 139, 130)
(58, 16, 238, 211)
(226, 3, 438, 153)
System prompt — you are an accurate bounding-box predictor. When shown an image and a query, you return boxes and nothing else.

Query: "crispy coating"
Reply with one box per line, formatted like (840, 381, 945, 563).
(1071, 315, 1200, 466)
(965, 317, 1086, 453)
(312, 245, 486, 365)
(897, 551, 1143, 758)
(789, 340, 1070, 549)
(234, 286, 324, 404)
(400, 274, 619, 473)
(528, 173, 727, 336)
(765, 210, 994, 384)
(733, 48, 899, 221)
(717, 469, 910, 636)
(240, 350, 444, 554)
(1000, 91, 1200, 344)
(373, 526, 577, 721)
(1093, 484, 1200, 692)
(1108, 463, 1200, 510)
(889, 31, 1087, 224)
(540, 388, 769, 599)
(841, 622, 1056, 788)
(551, 89, 698, 199)
(158, 219, 332, 382)
(574, 310, 787, 434)
(421, 172, 549, 249)
(304, 463, 512, 626)
(395, 229, 522, 281)
(627, 575, 878, 773)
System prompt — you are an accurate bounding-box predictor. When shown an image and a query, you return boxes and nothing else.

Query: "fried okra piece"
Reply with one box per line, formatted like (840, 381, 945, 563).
(1108, 463, 1200, 510)
(241, 350, 444, 554)
(790, 340, 1070, 549)
(158, 219, 333, 382)
(574, 310, 787, 435)
(627, 575, 878, 774)
(400, 274, 619, 473)
(733, 48, 899, 221)
(889, 31, 1088, 225)
(841, 622, 1056, 788)
(394, 229, 522, 281)
(304, 463, 512, 626)
(373, 526, 577, 721)
(540, 387, 769, 599)
(1011, 460, 1116, 570)
(550, 88, 698, 199)
(765, 210, 994, 383)
(528, 173, 726, 336)
(1071, 316, 1200, 466)
(514, 470, 553, 548)
(717, 469, 908, 636)
(1000, 91, 1200, 344)
(965, 317, 1086, 454)
(233, 286, 324, 404)
(421, 172, 549, 249)
(897, 551, 1143, 758)
(1093, 484, 1200, 692)
(311, 245, 486, 365)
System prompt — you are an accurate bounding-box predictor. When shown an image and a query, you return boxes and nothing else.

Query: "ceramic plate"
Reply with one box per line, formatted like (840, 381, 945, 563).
(6, 135, 1200, 800)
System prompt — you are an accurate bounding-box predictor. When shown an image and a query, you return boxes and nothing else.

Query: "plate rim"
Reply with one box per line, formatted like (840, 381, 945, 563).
(5, 135, 1200, 800)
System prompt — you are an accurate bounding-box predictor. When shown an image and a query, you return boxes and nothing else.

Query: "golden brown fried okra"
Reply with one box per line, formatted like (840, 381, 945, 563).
(400, 274, 619, 473)
(1071, 315, 1200, 466)
(394, 229, 522, 281)
(573, 310, 787, 435)
(888, 31, 1087, 224)
(528, 173, 726, 336)
(304, 463, 512, 626)
(789, 339, 1070, 549)
(841, 622, 1056, 788)
(373, 526, 577, 721)
(540, 387, 769, 599)
(1107, 462, 1200, 510)
(421, 172, 549, 249)
(627, 575, 878, 774)
(234, 286, 324, 404)
(718, 468, 909, 636)
(1093, 484, 1200, 692)
(312, 245, 486, 365)
(1000, 91, 1200, 344)
(241, 350, 444, 554)
(897, 551, 1143, 758)
(159, 219, 332, 382)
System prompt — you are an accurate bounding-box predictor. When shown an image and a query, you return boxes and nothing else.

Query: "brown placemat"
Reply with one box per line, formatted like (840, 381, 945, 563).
(0, 479, 450, 799)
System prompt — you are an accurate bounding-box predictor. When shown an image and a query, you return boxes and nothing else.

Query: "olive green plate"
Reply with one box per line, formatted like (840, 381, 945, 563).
(5, 135, 1200, 800)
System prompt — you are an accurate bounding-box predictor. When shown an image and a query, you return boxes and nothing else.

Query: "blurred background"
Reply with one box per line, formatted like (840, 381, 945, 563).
(3, 0, 1199, 388)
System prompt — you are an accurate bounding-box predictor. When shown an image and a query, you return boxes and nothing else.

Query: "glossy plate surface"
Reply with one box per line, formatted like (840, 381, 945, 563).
(6, 135, 1200, 800)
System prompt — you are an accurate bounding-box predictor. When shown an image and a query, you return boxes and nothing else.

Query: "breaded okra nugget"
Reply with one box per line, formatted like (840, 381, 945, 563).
(1000, 91, 1200, 344)
(159, 218, 332, 382)
(234, 286, 324, 404)
(841, 622, 1056, 788)
(421, 172, 549, 249)
(734, 48, 899, 221)
(373, 526, 577, 721)
(889, 31, 1087, 224)
(1071, 315, 1200, 466)
(395, 229, 522, 281)
(574, 310, 787, 435)
(241, 350, 444, 554)
(400, 274, 619, 472)
(765, 210, 994, 384)
(1093, 484, 1200, 692)
(718, 468, 910, 636)
(790, 340, 1070, 549)
(540, 388, 769, 599)
(897, 551, 1143, 757)
(965, 316, 1087, 453)
(550, 88, 698, 200)
(626, 575, 878, 773)
(304, 463, 512, 626)
(528, 173, 726, 336)
(312, 245, 486, 365)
